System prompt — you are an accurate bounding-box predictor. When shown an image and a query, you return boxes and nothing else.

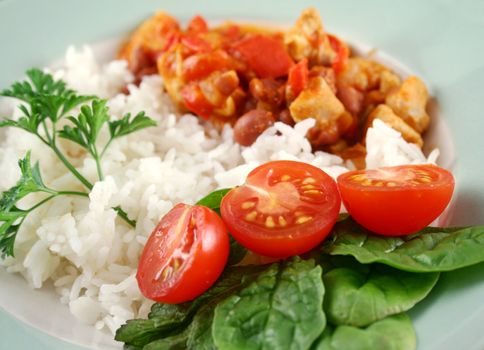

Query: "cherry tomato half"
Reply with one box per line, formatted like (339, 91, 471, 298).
(221, 161, 341, 258)
(337, 164, 455, 236)
(136, 203, 229, 303)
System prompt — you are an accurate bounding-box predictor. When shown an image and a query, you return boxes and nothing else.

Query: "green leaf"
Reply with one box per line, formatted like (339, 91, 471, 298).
(213, 257, 325, 350)
(0, 119, 19, 128)
(115, 303, 191, 348)
(0, 222, 23, 257)
(115, 265, 267, 349)
(1, 68, 95, 134)
(185, 306, 217, 350)
(0, 152, 49, 212)
(323, 263, 439, 327)
(0, 152, 53, 257)
(195, 188, 231, 214)
(313, 313, 416, 350)
(323, 217, 484, 272)
(228, 236, 247, 266)
(58, 99, 110, 150)
(108, 111, 156, 139)
(143, 330, 189, 350)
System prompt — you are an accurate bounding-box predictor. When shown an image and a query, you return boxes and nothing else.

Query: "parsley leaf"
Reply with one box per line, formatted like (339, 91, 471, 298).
(0, 68, 156, 255)
(58, 99, 110, 150)
(108, 111, 157, 139)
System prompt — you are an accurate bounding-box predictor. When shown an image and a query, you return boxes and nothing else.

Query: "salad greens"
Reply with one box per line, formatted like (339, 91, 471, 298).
(0, 69, 156, 256)
(213, 258, 325, 350)
(313, 313, 416, 350)
(323, 263, 439, 327)
(116, 188, 484, 350)
(323, 217, 484, 272)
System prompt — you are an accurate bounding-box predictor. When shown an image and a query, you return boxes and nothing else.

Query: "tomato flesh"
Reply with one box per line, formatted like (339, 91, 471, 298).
(327, 34, 349, 74)
(181, 84, 213, 119)
(337, 164, 455, 235)
(221, 160, 341, 258)
(136, 203, 229, 303)
(287, 58, 309, 98)
(232, 34, 294, 78)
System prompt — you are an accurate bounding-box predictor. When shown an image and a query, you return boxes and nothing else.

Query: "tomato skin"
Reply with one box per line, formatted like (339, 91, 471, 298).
(182, 51, 232, 81)
(220, 161, 341, 258)
(187, 15, 208, 34)
(181, 84, 213, 119)
(232, 34, 294, 78)
(136, 204, 229, 304)
(327, 34, 349, 74)
(337, 165, 455, 236)
(287, 58, 309, 98)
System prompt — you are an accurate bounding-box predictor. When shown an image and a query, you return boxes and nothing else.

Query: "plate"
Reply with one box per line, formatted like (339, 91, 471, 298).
(1, 0, 484, 349)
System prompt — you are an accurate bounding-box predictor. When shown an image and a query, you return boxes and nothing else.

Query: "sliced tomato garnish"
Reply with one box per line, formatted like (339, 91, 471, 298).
(327, 34, 349, 74)
(136, 203, 229, 303)
(231, 34, 294, 79)
(221, 160, 341, 258)
(337, 164, 455, 235)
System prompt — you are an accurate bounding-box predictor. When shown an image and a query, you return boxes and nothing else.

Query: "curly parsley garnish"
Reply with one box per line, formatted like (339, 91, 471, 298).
(0, 68, 156, 257)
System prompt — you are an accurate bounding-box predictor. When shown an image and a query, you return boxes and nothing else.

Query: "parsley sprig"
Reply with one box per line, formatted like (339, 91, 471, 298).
(0, 68, 156, 257)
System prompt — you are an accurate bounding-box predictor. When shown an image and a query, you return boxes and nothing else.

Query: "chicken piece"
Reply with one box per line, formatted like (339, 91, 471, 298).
(290, 76, 345, 124)
(385, 76, 430, 133)
(309, 66, 336, 93)
(118, 12, 180, 73)
(380, 70, 401, 95)
(290, 77, 353, 145)
(157, 46, 185, 108)
(336, 58, 391, 92)
(366, 104, 423, 147)
(330, 142, 367, 169)
(284, 8, 336, 66)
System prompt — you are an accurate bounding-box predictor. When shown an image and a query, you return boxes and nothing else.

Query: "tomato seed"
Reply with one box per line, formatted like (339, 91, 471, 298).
(245, 211, 257, 221)
(304, 189, 322, 195)
(281, 174, 291, 181)
(296, 215, 312, 224)
(302, 177, 316, 184)
(241, 201, 255, 209)
(301, 184, 316, 189)
(278, 216, 287, 226)
(265, 216, 276, 228)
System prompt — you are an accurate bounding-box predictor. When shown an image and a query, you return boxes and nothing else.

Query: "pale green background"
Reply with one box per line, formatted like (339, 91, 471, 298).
(1, 0, 484, 349)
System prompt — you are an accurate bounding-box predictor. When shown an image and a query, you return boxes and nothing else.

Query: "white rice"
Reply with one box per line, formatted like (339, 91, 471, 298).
(0, 46, 437, 334)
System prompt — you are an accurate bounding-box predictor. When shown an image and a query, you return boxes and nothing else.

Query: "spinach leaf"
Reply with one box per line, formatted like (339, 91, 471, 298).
(116, 265, 267, 349)
(186, 303, 217, 350)
(195, 188, 231, 215)
(115, 303, 192, 348)
(213, 257, 325, 350)
(323, 264, 439, 327)
(323, 217, 484, 272)
(228, 236, 247, 266)
(143, 330, 189, 350)
(313, 313, 416, 350)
